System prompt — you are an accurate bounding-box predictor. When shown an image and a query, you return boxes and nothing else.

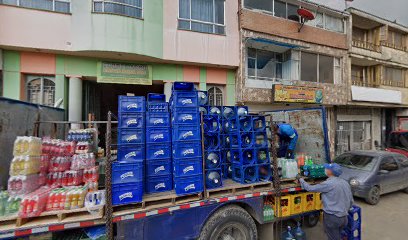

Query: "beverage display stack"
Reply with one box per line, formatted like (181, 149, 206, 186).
(200, 92, 223, 189)
(171, 82, 204, 195)
(145, 94, 173, 193)
(112, 96, 146, 205)
(342, 205, 362, 240)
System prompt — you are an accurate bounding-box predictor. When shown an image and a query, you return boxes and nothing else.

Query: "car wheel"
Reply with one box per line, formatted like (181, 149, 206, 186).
(365, 186, 380, 205)
(304, 212, 320, 228)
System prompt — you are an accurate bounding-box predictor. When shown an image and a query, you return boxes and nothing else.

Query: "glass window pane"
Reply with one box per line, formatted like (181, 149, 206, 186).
(325, 14, 343, 32)
(301, 52, 317, 82)
(178, 20, 191, 30)
(257, 50, 277, 80)
(287, 3, 299, 22)
(191, 0, 213, 22)
(105, 2, 142, 18)
(179, 0, 190, 18)
(274, 0, 286, 18)
(244, 0, 272, 12)
(214, 0, 224, 24)
(191, 21, 213, 33)
(111, 0, 141, 7)
(1, 0, 18, 5)
(319, 55, 334, 83)
(214, 25, 225, 34)
(94, 2, 103, 12)
(248, 48, 256, 58)
(43, 78, 55, 106)
(55, 1, 70, 13)
(315, 12, 323, 28)
(247, 58, 256, 77)
(20, 0, 53, 11)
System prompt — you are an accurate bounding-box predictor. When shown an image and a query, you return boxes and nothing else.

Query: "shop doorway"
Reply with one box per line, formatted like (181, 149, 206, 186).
(336, 121, 372, 155)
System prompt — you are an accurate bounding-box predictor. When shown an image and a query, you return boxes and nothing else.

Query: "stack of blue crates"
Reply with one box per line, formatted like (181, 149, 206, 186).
(200, 92, 223, 189)
(112, 96, 146, 206)
(171, 82, 204, 195)
(342, 205, 362, 240)
(145, 94, 173, 193)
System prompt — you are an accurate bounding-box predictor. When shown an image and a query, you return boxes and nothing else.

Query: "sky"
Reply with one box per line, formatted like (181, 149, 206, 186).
(309, 0, 408, 27)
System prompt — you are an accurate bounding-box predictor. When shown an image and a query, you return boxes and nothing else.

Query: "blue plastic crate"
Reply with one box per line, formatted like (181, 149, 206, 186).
(224, 149, 240, 165)
(174, 174, 203, 195)
(232, 164, 258, 184)
(148, 103, 169, 112)
(118, 113, 145, 128)
(173, 157, 203, 177)
(343, 227, 361, 240)
(208, 106, 223, 117)
(146, 112, 170, 127)
(146, 127, 171, 143)
(118, 96, 146, 113)
(223, 119, 239, 133)
(347, 205, 362, 230)
(205, 170, 223, 189)
(112, 161, 144, 184)
(257, 164, 272, 182)
(146, 142, 172, 160)
(222, 106, 249, 120)
(228, 132, 254, 149)
(171, 91, 199, 108)
(238, 115, 253, 132)
(112, 182, 143, 206)
(203, 114, 220, 133)
(204, 133, 221, 150)
(117, 144, 145, 162)
(221, 164, 233, 179)
(221, 134, 230, 148)
(254, 131, 268, 148)
(171, 108, 200, 125)
(172, 125, 201, 141)
(205, 151, 222, 169)
(232, 149, 256, 165)
(255, 148, 270, 164)
(148, 93, 166, 102)
(172, 82, 195, 91)
(172, 140, 202, 159)
(118, 128, 145, 145)
(145, 175, 173, 193)
(252, 116, 266, 132)
(146, 158, 172, 177)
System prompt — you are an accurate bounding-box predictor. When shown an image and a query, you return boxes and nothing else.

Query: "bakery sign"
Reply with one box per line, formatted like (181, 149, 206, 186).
(273, 85, 323, 104)
(97, 62, 152, 85)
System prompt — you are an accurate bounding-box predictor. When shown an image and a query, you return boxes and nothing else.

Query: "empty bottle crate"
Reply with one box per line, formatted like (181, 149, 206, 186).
(221, 134, 230, 148)
(204, 134, 221, 150)
(254, 132, 268, 148)
(228, 132, 254, 149)
(118, 96, 146, 113)
(118, 113, 145, 128)
(348, 205, 362, 230)
(224, 149, 239, 164)
(146, 142, 172, 160)
(117, 144, 146, 162)
(147, 93, 168, 112)
(172, 125, 201, 141)
(257, 164, 272, 182)
(172, 82, 195, 92)
(255, 148, 270, 164)
(205, 151, 222, 169)
(252, 116, 266, 132)
(343, 227, 361, 240)
(146, 112, 170, 127)
(172, 141, 202, 159)
(173, 157, 203, 177)
(112, 182, 143, 206)
(203, 114, 220, 133)
(171, 108, 200, 125)
(231, 149, 256, 165)
(232, 164, 257, 184)
(238, 115, 253, 132)
(222, 164, 233, 179)
(205, 170, 222, 189)
(145, 175, 173, 193)
(170, 91, 199, 108)
(174, 175, 203, 195)
(223, 119, 239, 133)
(118, 128, 145, 145)
(112, 161, 144, 184)
(146, 127, 171, 143)
(146, 159, 172, 177)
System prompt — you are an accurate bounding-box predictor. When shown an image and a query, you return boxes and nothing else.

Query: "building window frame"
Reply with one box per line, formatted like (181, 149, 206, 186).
(93, 0, 143, 19)
(207, 85, 224, 106)
(299, 51, 340, 84)
(0, 0, 71, 13)
(383, 66, 406, 88)
(178, 0, 226, 35)
(26, 75, 56, 107)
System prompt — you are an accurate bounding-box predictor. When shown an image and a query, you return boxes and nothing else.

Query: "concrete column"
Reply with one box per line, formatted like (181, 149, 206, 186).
(164, 82, 172, 102)
(68, 77, 82, 129)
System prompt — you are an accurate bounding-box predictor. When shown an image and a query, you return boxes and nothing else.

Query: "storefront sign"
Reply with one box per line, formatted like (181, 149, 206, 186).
(97, 62, 152, 85)
(273, 85, 323, 104)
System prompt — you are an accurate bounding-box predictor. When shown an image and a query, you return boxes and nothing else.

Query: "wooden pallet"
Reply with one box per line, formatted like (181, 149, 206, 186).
(205, 179, 274, 199)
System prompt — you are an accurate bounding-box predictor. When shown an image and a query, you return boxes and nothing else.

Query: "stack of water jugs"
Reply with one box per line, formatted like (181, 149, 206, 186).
(112, 96, 146, 205)
(171, 82, 204, 195)
(199, 92, 223, 189)
(342, 205, 362, 240)
(145, 94, 173, 193)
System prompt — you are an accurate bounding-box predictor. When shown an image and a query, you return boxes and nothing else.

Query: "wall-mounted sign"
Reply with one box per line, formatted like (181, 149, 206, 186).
(97, 62, 152, 85)
(273, 85, 323, 104)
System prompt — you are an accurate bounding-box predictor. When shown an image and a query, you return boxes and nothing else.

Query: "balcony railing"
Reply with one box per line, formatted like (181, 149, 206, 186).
(382, 79, 405, 88)
(352, 39, 381, 53)
(351, 78, 378, 88)
(380, 42, 407, 52)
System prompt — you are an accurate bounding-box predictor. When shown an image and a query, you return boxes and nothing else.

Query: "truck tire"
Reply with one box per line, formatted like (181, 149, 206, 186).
(304, 212, 320, 228)
(198, 205, 257, 240)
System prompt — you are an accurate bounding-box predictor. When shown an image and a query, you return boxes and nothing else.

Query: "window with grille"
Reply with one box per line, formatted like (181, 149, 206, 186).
(0, 0, 71, 13)
(178, 0, 225, 35)
(26, 76, 55, 107)
(93, 0, 143, 18)
(207, 86, 223, 106)
(384, 67, 405, 87)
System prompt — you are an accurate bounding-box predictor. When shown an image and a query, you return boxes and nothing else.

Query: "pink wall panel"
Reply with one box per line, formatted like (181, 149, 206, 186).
(20, 52, 56, 75)
(206, 68, 227, 84)
(182, 66, 200, 83)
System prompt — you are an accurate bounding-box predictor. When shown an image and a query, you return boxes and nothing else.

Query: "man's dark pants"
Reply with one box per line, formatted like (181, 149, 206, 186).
(323, 212, 348, 240)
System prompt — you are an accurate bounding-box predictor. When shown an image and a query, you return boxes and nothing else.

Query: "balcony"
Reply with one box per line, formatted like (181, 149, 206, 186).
(380, 41, 407, 52)
(351, 78, 378, 88)
(382, 79, 405, 88)
(352, 39, 381, 53)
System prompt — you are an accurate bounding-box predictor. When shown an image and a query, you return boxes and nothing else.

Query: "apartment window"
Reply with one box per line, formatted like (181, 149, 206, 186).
(304, 10, 343, 33)
(244, 0, 272, 12)
(93, 0, 143, 18)
(247, 48, 283, 81)
(178, 0, 225, 34)
(301, 52, 318, 82)
(207, 86, 223, 106)
(301, 52, 339, 83)
(26, 76, 55, 107)
(384, 67, 405, 87)
(351, 65, 364, 86)
(0, 0, 71, 13)
(387, 30, 406, 50)
(352, 27, 366, 42)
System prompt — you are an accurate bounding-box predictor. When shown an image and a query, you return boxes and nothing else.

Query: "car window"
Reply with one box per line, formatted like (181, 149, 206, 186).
(380, 157, 399, 172)
(334, 154, 376, 171)
(395, 156, 408, 168)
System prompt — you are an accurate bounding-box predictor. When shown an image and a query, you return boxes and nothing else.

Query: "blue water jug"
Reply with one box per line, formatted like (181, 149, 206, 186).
(206, 152, 220, 169)
(293, 222, 306, 240)
(206, 171, 222, 188)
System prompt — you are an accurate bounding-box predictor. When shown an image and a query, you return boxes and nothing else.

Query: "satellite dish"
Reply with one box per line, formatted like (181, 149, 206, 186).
(297, 8, 315, 32)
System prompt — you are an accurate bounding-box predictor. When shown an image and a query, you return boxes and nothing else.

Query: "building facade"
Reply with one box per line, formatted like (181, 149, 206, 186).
(337, 8, 408, 155)
(0, 0, 239, 122)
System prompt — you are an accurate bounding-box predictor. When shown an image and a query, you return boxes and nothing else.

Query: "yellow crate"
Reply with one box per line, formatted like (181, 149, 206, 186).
(302, 192, 315, 212)
(314, 192, 323, 210)
(272, 195, 291, 217)
(290, 194, 303, 215)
